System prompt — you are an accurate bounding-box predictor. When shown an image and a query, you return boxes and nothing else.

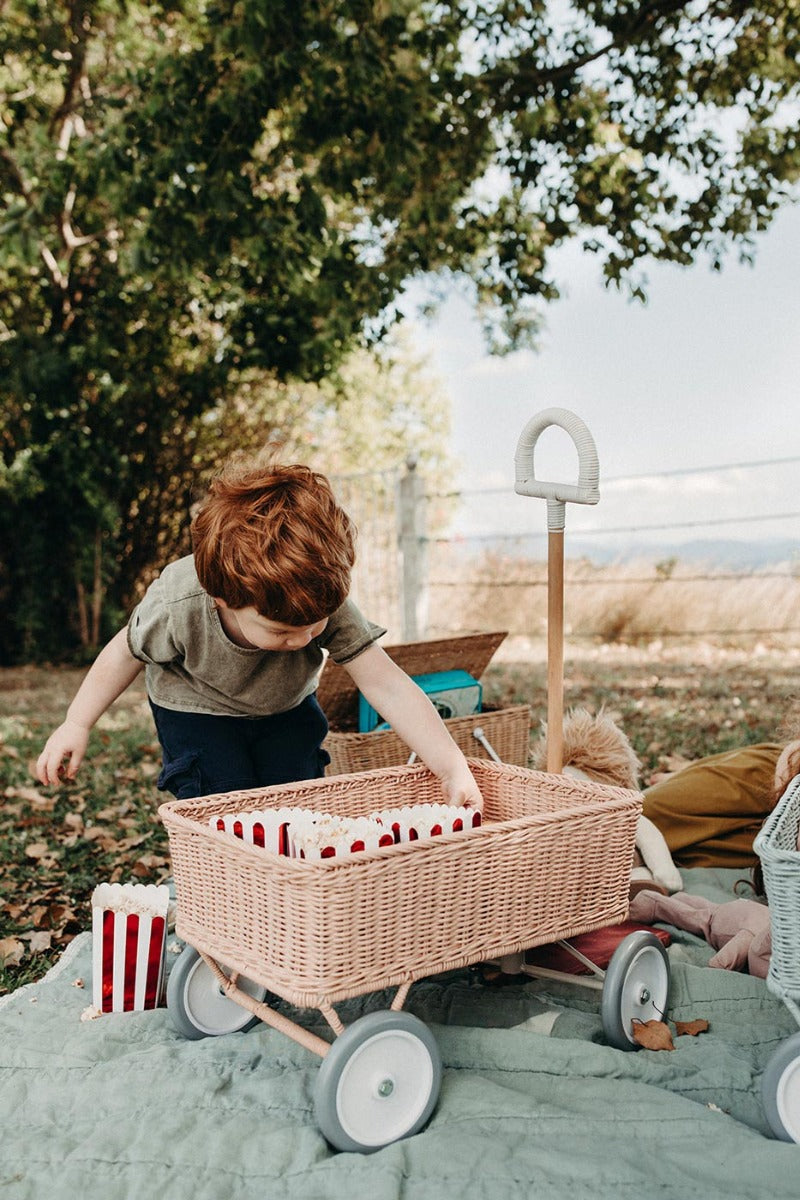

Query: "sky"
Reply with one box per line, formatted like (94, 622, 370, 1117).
(404, 203, 800, 563)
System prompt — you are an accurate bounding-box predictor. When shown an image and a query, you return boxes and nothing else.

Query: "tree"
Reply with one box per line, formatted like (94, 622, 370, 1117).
(1, 0, 798, 661)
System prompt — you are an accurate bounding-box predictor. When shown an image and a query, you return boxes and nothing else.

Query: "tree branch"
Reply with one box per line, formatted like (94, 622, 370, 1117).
(49, 0, 92, 137)
(480, 0, 696, 100)
(0, 145, 32, 201)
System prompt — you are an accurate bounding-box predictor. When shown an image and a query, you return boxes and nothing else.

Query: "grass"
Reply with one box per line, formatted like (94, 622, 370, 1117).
(425, 552, 800, 645)
(2, 633, 799, 995)
(0, 666, 168, 995)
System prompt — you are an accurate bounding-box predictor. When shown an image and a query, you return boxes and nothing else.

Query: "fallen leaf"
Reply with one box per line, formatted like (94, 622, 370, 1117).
(8, 785, 57, 811)
(30, 905, 50, 927)
(0, 937, 25, 967)
(632, 1019, 675, 1051)
(94, 807, 123, 822)
(676, 1018, 710, 1037)
(24, 930, 53, 953)
(83, 826, 114, 842)
(24, 841, 51, 859)
(117, 834, 150, 851)
(131, 854, 168, 877)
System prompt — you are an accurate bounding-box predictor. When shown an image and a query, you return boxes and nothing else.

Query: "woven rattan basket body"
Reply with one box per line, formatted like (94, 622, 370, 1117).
(159, 759, 640, 1009)
(324, 704, 532, 774)
(755, 774, 800, 1002)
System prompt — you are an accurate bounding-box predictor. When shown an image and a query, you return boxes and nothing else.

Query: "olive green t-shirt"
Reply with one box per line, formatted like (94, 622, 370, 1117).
(127, 556, 385, 717)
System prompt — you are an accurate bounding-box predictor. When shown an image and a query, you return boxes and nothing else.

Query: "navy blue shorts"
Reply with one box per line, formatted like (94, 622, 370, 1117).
(150, 694, 330, 799)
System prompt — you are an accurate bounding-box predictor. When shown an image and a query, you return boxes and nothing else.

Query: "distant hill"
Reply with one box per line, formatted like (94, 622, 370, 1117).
(452, 534, 800, 569)
(588, 537, 800, 569)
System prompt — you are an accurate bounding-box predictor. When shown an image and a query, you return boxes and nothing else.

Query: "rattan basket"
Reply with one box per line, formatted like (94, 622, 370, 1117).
(324, 703, 532, 774)
(755, 774, 800, 1002)
(159, 758, 640, 1009)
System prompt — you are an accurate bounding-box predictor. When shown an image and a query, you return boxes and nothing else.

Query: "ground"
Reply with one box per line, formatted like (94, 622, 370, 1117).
(1, 639, 797, 992)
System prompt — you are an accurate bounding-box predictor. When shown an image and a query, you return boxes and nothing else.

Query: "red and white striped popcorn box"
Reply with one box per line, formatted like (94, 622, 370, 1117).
(371, 803, 482, 843)
(287, 813, 395, 860)
(91, 883, 170, 1013)
(209, 807, 321, 856)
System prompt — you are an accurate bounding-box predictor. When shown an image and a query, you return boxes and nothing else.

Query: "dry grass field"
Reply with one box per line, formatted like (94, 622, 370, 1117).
(426, 552, 800, 645)
(2, 559, 799, 994)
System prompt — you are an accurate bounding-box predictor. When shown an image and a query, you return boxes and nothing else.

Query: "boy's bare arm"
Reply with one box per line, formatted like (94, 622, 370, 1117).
(343, 645, 483, 808)
(35, 627, 145, 785)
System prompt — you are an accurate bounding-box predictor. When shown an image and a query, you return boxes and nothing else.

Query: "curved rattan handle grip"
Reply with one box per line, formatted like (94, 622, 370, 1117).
(514, 407, 600, 529)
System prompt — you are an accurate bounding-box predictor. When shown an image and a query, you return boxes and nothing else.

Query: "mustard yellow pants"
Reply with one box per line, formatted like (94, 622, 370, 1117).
(641, 743, 783, 868)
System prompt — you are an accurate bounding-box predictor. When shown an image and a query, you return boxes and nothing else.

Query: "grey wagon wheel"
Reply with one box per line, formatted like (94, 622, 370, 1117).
(167, 945, 268, 1039)
(601, 930, 670, 1050)
(314, 1010, 442, 1153)
(762, 1030, 800, 1142)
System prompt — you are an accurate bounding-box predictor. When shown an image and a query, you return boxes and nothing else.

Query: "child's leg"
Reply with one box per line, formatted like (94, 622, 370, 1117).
(150, 704, 261, 799)
(641, 743, 782, 868)
(247, 695, 330, 786)
(150, 697, 330, 798)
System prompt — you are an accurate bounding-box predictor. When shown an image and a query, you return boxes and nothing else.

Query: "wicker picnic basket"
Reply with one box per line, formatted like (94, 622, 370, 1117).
(755, 774, 800, 1004)
(324, 703, 532, 773)
(317, 630, 532, 771)
(159, 758, 640, 1010)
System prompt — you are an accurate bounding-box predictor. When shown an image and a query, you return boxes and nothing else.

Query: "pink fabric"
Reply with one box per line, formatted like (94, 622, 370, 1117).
(629, 890, 771, 978)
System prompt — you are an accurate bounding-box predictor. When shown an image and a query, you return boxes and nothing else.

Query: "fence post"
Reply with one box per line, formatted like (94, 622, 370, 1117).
(398, 455, 428, 641)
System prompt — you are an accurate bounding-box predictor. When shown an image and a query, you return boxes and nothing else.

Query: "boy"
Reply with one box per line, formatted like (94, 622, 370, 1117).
(36, 452, 482, 808)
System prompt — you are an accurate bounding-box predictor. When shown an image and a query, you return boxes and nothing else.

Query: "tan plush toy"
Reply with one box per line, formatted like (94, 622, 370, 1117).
(532, 707, 683, 894)
(629, 889, 772, 978)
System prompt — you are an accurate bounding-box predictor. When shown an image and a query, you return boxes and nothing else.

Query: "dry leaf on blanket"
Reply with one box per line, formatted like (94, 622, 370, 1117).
(676, 1018, 710, 1037)
(632, 1019, 675, 1050)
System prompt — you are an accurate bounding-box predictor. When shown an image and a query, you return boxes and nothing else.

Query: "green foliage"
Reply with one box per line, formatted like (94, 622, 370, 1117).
(1, 0, 798, 661)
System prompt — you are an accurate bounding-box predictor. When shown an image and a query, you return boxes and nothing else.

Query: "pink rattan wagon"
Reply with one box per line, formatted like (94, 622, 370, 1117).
(159, 410, 671, 1153)
(159, 758, 671, 1153)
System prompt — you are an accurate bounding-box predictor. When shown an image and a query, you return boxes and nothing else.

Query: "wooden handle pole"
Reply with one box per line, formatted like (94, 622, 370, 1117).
(546, 528, 564, 773)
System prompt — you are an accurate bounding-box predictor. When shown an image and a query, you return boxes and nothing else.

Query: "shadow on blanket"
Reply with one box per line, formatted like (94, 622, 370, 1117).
(1, 867, 798, 1200)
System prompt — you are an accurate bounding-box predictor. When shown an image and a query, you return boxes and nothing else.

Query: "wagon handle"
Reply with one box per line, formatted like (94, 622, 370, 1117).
(514, 408, 600, 774)
(514, 406, 599, 531)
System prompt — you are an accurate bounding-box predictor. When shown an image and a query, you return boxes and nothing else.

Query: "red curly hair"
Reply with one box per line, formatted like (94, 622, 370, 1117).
(191, 452, 356, 624)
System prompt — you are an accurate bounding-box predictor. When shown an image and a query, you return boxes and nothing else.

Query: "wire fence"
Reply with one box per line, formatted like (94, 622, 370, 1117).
(330, 466, 404, 639)
(334, 453, 800, 647)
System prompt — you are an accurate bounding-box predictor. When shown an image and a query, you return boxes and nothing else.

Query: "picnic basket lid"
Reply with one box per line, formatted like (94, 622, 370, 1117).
(317, 630, 508, 729)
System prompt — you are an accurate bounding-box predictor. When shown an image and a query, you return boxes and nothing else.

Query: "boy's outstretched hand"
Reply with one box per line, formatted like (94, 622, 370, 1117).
(35, 720, 90, 786)
(32, 626, 145, 787)
(438, 761, 484, 810)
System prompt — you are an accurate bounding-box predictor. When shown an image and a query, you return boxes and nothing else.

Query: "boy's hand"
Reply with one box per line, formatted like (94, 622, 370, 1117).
(438, 763, 484, 810)
(35, 720, 90, 786)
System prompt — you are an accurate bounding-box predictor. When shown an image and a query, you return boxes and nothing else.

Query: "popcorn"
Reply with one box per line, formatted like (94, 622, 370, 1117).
(209, 802, 481, 860)
(91, 883, 169, 1013)
(371, 803, 482, 843)
(287, 813, 394, 860)
(209, 807, 325, 855)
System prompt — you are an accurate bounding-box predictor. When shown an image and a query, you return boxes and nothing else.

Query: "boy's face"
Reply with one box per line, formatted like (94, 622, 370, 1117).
(215, 602, 328, 651)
